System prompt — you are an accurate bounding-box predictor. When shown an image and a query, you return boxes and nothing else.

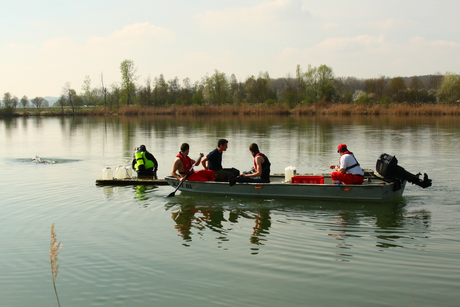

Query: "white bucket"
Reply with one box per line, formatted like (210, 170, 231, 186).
(125, 165, 133, 178)
(114, 165, 131, 179)
(102, 167, 113, 180)
(284, 166, 297, 182)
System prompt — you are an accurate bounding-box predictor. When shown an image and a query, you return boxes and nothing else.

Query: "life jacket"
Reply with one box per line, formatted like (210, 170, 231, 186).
(341, 151, 361, 172)
(254, 152, 271, 180)
(176, 152, 194, 175)
(134, 151, 155, 171)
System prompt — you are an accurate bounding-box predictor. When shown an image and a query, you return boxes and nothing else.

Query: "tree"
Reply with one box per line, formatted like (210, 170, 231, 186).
(20, 95, 29, 108)
(31, 97, 45, 108)
(437, 73, 460, 103)
(138, 77, 153, 106)
(120, 59, 138, 106)
(409, 76, 424, 91)
(303, 64, 336, 102)
(245, 72, 272, 104)
(62, 82, 77, 113)
(202, 70, 230, 105)
(427, 73, 443, 91)
(153, 74, 168, 106)
(387, 77, 406, 102)
(2, 92, 17, 108)
(363, 76, 387, 101)
(57, 95, 66, 114)
(81, 75, 96, 106)
(229, 74, 245, 105)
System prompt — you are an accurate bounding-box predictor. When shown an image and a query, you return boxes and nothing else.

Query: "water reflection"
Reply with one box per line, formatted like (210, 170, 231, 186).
(165, 197, 431, 259)
(132, 185, 159, 202)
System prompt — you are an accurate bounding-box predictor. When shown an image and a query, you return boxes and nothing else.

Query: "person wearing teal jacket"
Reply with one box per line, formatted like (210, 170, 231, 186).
(132, 145, 158, 178)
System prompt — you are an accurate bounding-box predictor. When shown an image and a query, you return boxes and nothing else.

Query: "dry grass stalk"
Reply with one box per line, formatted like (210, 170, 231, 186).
(50, 223, 62, 307)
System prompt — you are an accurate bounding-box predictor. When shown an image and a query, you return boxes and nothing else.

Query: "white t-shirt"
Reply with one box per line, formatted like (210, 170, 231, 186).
(339, 153, 364, 176)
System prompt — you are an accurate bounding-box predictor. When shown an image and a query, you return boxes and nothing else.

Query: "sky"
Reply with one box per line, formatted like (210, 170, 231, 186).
(1, 0, 460, 98)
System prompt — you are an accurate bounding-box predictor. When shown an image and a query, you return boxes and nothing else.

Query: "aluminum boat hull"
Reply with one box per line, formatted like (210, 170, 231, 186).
(164, 176, 406, 202)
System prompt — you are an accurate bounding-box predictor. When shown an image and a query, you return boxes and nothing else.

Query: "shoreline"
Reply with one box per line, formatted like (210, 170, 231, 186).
(2, 102, 460, 118)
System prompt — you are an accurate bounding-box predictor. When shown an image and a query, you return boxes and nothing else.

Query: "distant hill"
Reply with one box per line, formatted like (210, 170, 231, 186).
(44, 96, 59, 105)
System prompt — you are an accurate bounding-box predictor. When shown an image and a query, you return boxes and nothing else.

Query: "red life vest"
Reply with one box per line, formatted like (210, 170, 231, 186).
(176, 152, 193, 175)
(253, 152, 265, 170)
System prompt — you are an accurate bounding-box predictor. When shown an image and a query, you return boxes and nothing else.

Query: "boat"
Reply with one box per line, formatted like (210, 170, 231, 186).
(164, 154, 432, 202)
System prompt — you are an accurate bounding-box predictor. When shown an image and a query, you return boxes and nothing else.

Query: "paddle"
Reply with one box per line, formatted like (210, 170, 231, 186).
(167, 155, 201, 197)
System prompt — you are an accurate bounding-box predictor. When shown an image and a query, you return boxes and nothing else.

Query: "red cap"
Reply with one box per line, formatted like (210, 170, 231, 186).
(337, 144, 347, 152)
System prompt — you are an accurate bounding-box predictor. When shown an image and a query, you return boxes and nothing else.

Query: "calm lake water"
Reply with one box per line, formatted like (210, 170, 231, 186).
(0, 115, 459, 307)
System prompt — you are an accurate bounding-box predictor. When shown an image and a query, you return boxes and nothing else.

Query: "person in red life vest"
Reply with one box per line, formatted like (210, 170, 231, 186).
(235, 143, 271, 183)
(329, 144, 364, 185)
(170, 143, 215, 182)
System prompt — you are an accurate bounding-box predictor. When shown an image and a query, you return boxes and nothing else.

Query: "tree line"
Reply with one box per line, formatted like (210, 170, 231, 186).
(2, 60, 460, 114)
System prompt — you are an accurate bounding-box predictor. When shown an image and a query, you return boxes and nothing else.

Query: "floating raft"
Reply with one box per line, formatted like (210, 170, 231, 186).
(95, 178, 169, 186)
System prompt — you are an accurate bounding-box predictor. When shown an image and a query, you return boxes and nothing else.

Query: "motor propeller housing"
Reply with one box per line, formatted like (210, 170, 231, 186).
(376, 153, 432, 189)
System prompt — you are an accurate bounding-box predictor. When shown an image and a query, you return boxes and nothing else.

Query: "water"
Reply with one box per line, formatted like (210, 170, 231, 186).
(0, 115, 459, 307)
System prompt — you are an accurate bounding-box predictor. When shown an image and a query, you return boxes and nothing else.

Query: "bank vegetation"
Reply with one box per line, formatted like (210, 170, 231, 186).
(1, 60, 460, 118)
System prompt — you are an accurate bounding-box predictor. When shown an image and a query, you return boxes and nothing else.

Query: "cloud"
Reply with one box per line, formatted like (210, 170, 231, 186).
(196, 0, 310, 28)
(313, 34, 386, 52)
(322, 23, 339, 31)
(0, 22, 176, 97)
(87, 22, 175, 47)
(274, 34, 460, 78)
(360, 18, 417, 31)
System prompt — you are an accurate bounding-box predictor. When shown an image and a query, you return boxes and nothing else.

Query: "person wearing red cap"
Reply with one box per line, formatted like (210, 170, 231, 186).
(329, 144, 364, 185)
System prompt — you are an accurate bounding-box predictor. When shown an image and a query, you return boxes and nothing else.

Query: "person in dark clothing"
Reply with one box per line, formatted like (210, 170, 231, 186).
(132, 145, 158, 178)
(201, 139, 239, 181)
(235, 143, 271, 183)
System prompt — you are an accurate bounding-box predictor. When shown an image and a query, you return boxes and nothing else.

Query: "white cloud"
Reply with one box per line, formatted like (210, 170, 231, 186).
(196, 0, 309, 28)
(274, 34, 460, 78)
(0, 22, 176, 97)
(361, 18, 417, 31)
(322, 23, 339, 31)
(87, 22, 175, 47)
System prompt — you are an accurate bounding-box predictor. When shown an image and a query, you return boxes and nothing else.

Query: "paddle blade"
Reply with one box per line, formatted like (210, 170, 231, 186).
(166, 191, 176, 197)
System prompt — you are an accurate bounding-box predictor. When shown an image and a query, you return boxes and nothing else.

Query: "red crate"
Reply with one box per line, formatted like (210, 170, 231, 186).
(291, 175, 324, 184)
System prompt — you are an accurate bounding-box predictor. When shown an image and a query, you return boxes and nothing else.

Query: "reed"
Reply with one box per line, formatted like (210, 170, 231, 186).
(50, 223, 62, 307)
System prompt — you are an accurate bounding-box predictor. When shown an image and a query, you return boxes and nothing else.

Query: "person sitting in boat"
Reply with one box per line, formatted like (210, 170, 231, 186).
(329, 144, 364, 185)
(234, 143, 271, 184)
(132, 145, 158, 178)
(201, 138, 239, 182)
(171, 143, 215, 182)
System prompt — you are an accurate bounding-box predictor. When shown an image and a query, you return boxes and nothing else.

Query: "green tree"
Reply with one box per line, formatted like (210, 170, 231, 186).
(120, 59, 138, 106)
(437, 73, 460, 103)
(138, 77, 153, 106)
(81, 75, 97, 106)
(229, 74, 245, 105)
(153, 74, 168, 106)
(57, 95, 66, 114)
(203, 70, 229, 105)
(303, 64, 336, 102)
(245, 72, 272, 104)
(20, 95, 29, 108)
(2, 92, 17, 108)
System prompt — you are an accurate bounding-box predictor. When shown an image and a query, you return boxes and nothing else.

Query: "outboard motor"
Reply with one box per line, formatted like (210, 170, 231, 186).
(376, 153, 432, 189)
